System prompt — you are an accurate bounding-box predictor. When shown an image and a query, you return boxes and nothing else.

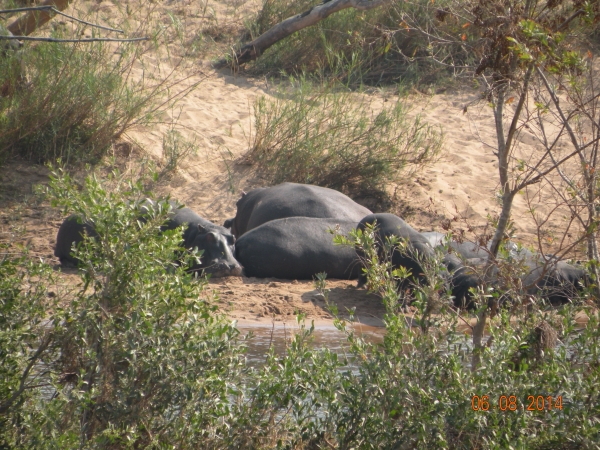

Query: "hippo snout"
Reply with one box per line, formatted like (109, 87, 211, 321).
(227, 262, 243, 277)
(203, 261, 243, 278)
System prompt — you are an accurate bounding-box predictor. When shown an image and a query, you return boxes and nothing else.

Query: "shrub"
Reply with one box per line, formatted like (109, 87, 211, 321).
(0, 247, 56, 447)
(243, 0, 471, 87)
(0, 6, 198, 167)
(246, 78, 442, 195)
(0, 168, 246, 448)
(2, 175, 599, 448)
(317, 226, 600, 448)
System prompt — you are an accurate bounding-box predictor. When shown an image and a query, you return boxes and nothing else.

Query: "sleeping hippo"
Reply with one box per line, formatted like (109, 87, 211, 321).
(356, 220, 482, 308)
(161, 202, 235, 252)
(54, 201, 242, 278)
(356, 213, 435, 289)
(54, 215, 98, 267)
(421, 231, 588, 305)
(235, 217, 361, 280)
(223, 182, 372, 238)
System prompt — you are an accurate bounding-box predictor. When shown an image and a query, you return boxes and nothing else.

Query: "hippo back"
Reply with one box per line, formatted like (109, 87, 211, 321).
(522, 258, 589, 305)
(356, 213, 435, 287)
(226, 182, 371, 238)
(235, 217, 360, 280)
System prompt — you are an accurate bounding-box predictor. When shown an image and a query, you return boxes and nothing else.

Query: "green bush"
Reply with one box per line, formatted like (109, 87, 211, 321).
(0, 4, 200, 168)
(247, 78, 442, 195)
(0, 168, 246, 448)
(0, 39, 145, 165)
(0, 247, 56, 445)
(244, 0, 471, 86)
(314, 226, 600, 448)
(2, 170, 599, 448)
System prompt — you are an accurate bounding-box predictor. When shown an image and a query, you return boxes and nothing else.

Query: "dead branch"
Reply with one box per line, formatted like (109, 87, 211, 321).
(7, 0, 71, 37)
(0, 36, 148, 43)
(0, 332, 53, 415)
(215, 0, 391, 68)
(0, 5, 124, 34)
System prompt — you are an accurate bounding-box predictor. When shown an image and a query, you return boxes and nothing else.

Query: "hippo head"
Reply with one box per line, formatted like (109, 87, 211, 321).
(525, 260, 590, 305)
(187, 225, 243, 278)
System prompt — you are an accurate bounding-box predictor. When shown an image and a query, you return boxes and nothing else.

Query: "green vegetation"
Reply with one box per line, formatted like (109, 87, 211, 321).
(2, 0, 600, 447)
(0, 41, 144, 165)
(2, 184, 598, 447)
(0, 4, 198, 168)
(248, 78, 442, 195)
(1, 169, 245, 448)
(244, 0, 469, 87)
(161, 129, 199, 176)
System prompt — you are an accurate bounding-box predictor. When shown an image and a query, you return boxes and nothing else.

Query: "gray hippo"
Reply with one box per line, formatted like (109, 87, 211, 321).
(223, 182, 372, 239)
(422, 231, 536, 260)
(356, 213, 435, 289)
(357, 220, 480, 308)
(421, 231, 588, 305)
(161, 202, 235, 251)
(235, 217, 361, 280)
(54, 215, 98, 266)
(55, 202, 242, 278)
(522, 258, 589, 305)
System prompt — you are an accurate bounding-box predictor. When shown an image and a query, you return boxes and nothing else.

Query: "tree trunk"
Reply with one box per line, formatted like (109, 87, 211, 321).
(8, 0, 72, 37)
(586, 185, 600, 298)
(216, 0, 390, 67)
(488, 84, 513, 260)
(471, 308, 487, 372)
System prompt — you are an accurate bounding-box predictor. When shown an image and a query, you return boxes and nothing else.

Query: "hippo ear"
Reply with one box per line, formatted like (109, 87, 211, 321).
(197, 224, 208, 234)
(223, 218, 233, 229)
(205, 232, 216, 243)
(240, 190, 247, 197)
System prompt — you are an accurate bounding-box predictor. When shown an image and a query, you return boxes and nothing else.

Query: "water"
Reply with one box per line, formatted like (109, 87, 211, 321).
(238, 322, 385, 366)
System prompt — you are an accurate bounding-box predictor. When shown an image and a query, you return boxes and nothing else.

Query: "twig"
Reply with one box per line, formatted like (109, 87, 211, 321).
(1, 6, 58, 13)
(0, 332, 52, 415)
(0, 36, 148, 43)
(0, 6, 124, 34)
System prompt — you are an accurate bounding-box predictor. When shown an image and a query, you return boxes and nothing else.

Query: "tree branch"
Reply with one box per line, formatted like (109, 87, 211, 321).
(0, 333, 52, 415)
(215, 0, 391, 67)
(7, 0, 71, 36)
(1, 6, 123, 34)
(0, 35, 149, 43)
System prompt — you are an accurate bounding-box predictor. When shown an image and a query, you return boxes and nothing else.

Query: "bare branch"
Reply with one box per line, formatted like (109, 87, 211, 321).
(0, 333, 53, 415)
(0, 35, 149, 43)
(557, 9, 585, 31)
(215, 0, 392, 67)
(1, 5, 124, 34)
(7, 0, 71, 36)
(504, 64, 534, 158)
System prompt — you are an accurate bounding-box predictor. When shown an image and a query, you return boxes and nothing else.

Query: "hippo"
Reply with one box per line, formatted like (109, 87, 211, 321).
(223, 182, 372, 238)
(439, 253, 483, 309)
(54, 215, 99, 266)
(54, 202, 242, 278)
(161, 203, 235, 251)
(161, 205, 241, 277)
(356, 213, 435, 289)
(421, 232, 588, 305)
(522, 258, 589, 305)
(235, 217, 361, 280)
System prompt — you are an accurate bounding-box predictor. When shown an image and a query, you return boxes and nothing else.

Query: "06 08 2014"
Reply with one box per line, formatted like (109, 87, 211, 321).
(471, 395, 563, 412)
